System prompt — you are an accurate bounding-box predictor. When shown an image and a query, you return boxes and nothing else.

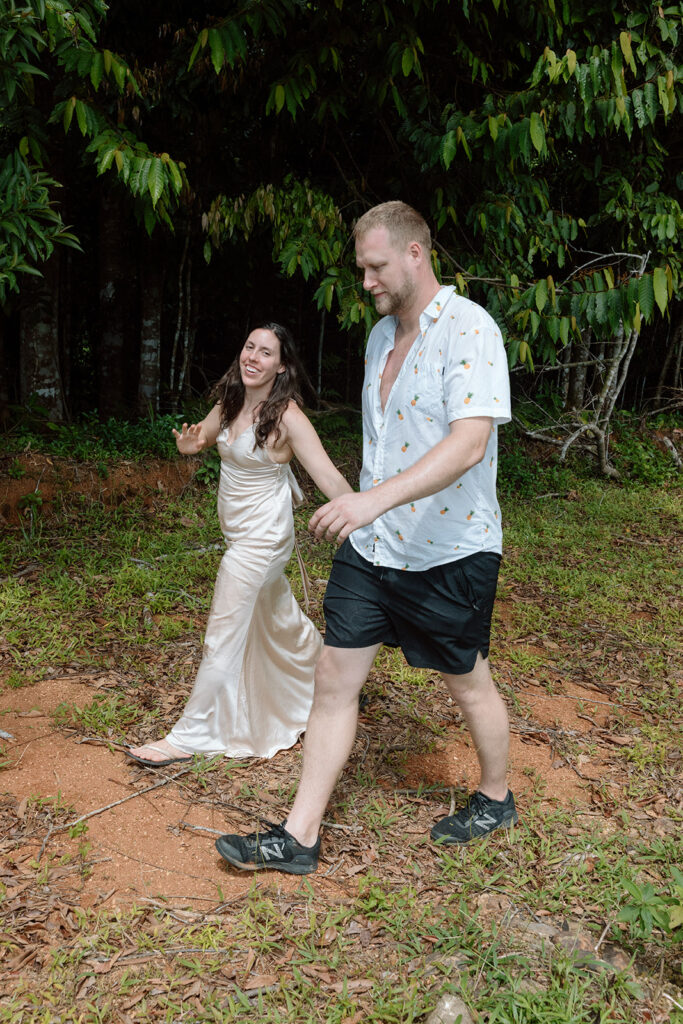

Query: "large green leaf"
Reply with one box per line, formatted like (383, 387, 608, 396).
(529, 111, 545, 153)
(147, 159, 164, 208)
(440, 130, 457, 169)
(638, 274, 654, 320)
(534, 277, 548, 312)
(652, 266, 668, 314)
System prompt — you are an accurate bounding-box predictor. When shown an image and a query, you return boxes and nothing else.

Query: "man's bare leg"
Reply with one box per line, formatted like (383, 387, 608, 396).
(441, 653, 509, 801)
(285, 643, 380, 847)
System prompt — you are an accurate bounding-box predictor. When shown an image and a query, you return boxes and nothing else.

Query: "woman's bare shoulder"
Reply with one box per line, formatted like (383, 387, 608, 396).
(280, 399, 308, 428)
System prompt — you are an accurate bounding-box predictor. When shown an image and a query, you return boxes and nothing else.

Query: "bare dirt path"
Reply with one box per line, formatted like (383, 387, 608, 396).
(0, 670, 617, 910)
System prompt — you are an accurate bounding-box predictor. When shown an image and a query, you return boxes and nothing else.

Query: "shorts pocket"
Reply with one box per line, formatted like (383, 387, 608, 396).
(454, 563, 480, 610)
(458, 554, 501, 613)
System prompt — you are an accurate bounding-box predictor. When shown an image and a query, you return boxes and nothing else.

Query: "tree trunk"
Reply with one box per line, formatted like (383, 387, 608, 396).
(0, 319, 10, 428)
(98, 189, 131, 418)
(19, 254, 66, 422)
(317, 309, 325, 398)
(169, 230, 190, 411)
(137, 244, 164, 417)
(565, 328, 591, 411)
(654, 310, 683, 408)
(178, 256, 196, 401)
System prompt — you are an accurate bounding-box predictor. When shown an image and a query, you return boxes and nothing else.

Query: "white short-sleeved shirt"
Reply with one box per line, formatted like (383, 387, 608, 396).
(350, 285, 511, 571)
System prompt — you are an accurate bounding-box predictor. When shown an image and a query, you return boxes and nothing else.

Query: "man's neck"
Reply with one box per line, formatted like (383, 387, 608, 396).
(394, 279, 442, 342)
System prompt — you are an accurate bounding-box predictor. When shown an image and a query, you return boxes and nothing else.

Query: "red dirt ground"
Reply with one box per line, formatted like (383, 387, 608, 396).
(0, 672, 614, 908)
(0, 452, 197, 526)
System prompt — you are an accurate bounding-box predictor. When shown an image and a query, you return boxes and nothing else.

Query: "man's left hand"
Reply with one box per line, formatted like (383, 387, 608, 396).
(309, 491, 383, 543)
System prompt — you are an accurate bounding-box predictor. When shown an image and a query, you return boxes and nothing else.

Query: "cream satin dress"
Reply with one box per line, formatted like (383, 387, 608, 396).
(166, 424, 322, 758)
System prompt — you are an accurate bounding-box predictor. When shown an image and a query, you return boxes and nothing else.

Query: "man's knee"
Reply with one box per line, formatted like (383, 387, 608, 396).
(442, 653, 495, 703)
(312, 645, 372, 710)
(314, 647, 342, 690)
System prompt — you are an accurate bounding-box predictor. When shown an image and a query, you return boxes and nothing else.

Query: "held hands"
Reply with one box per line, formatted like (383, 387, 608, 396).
(172, 422, 206, 454)
(308, 490, 384, 543)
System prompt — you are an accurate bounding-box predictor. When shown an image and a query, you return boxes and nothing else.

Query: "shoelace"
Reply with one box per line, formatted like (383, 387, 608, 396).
(464, 792, 490, 815)
(245, 820, 286, 843)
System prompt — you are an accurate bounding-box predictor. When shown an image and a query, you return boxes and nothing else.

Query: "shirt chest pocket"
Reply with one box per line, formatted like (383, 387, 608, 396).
(405, 362, 446, 421)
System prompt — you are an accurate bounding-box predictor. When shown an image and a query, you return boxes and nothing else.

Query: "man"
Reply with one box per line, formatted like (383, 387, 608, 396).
(216, 201, 515, 875)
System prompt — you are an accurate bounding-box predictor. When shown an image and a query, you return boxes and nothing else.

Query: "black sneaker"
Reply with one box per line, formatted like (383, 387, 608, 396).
(431, 790, 518, 845)
(215, 820, 320, 875)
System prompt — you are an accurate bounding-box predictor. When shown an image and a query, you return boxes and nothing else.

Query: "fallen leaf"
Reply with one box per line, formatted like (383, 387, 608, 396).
(87, 950, 123, 974)
(243, 974, 278, 991)
(76, 975, 95, 1000)
(319, 926, 337, 946)
(328, 979, 374, 994)
(346, 864, 366, 877)
(121, 992, 146, 1010)
(601, 734, 633, 746)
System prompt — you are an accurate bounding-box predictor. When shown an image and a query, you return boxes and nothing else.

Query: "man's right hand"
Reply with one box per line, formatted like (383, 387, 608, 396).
(308, 490, 384, 543)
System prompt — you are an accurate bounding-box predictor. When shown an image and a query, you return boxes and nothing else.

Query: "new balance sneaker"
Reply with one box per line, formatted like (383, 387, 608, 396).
(431, 790, 518, 845)
(215, 820, 320, 875)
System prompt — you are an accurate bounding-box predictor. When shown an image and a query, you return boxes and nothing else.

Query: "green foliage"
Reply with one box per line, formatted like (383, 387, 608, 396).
(195, 0, 682, 373)
(616, 867, 683, 941)
(0, 0, 188, 296)
(3, 0, 682, 444)
(193, 447, 221, 485)
(609, 412, 683, 485)
(497, 433, 579, 500)
(54, 693, 145, 737)
(5, 412, 182, 460)
(0, 153, 80, 303)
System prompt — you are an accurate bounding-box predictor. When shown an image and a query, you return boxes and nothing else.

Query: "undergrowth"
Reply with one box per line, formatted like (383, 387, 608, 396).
(2, 403, 679, 493)
(0, 416, 681, 1023)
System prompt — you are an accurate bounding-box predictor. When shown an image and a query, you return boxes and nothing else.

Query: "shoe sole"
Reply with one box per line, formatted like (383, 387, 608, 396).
(431, 812, 519, 846)
(215, 838, 318, 875)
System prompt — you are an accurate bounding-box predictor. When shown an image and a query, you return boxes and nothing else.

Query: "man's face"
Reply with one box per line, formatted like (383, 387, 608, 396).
(355, 226, 417, 317)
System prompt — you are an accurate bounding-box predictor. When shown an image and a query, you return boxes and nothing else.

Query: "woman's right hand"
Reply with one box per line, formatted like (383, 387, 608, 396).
(173, 422, 206, 454)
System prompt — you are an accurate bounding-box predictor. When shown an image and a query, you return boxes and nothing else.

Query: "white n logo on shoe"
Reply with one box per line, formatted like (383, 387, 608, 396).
(260, 842, 285, 860)
(473, 813, 498, 829)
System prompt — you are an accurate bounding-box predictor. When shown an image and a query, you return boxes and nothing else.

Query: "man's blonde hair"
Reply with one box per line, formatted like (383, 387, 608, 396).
(353, 201, 431, 253)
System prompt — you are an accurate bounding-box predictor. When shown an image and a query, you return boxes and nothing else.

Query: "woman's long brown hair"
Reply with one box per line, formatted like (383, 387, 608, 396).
(211, 323, 304, 448)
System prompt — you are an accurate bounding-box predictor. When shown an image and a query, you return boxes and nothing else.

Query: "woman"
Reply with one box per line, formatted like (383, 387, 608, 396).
(127, 323, 351, 766)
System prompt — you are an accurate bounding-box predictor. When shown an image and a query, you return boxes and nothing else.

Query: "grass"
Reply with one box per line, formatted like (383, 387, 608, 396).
(0, 436, 681, 1022)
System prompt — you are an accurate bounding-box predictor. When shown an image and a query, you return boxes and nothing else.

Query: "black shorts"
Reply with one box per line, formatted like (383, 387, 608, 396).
(323, 539, 501, 675)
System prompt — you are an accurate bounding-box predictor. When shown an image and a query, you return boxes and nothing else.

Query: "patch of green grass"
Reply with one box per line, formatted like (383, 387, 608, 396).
(54, 693, 149, 738)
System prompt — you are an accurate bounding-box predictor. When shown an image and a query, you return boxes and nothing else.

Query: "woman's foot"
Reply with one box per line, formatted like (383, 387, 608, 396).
(126, 737, 193, 767)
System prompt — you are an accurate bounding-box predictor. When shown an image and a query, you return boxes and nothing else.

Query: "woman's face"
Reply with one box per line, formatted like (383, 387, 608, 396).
(239, 329, 284, 392)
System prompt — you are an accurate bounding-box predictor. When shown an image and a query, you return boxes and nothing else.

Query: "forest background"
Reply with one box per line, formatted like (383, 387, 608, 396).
(1, 0, 681, 478)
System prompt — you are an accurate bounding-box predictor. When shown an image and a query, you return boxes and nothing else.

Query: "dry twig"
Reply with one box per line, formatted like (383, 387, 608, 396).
(37, 765, 194, 859)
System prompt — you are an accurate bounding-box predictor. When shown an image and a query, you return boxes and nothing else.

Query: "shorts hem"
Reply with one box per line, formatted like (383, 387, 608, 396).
(322, 636, 392, 650)
(403, 647, 489, 676)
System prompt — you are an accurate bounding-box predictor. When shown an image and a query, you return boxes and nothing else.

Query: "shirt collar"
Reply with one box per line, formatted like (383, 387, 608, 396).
(419, 285, 455, 328)
(374, 285, 455, 345)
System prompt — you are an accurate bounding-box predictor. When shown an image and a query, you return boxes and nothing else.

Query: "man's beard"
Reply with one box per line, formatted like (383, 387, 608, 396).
(374, 277, 416, 316)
